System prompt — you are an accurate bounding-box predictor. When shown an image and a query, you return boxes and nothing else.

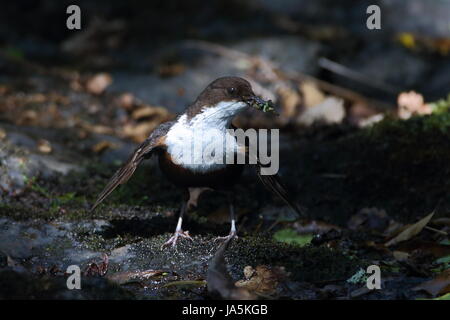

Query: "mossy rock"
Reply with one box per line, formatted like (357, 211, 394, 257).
(226, 236, 360, 282)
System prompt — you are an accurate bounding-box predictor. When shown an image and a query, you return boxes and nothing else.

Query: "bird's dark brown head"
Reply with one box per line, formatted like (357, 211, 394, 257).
(186, 76, 273, 119)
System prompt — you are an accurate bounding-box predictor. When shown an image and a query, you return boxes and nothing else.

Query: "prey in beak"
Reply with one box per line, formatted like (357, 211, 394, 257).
(244, 95, 277, 114)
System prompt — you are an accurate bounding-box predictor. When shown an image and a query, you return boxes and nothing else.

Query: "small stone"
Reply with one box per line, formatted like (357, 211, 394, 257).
(37, 139, 52, 154)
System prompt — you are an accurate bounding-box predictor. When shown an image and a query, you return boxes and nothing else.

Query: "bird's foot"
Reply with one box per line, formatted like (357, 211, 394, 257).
(214, 231, 238, 243)
(161, 230, 193, 249)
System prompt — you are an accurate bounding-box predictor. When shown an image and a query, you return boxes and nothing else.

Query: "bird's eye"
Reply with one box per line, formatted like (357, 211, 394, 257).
(227, 87, 237, 95)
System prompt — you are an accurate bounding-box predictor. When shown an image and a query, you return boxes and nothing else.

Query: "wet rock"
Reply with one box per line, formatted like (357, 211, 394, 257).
(109, 36, 321, 114)
(335, 45, 428, 93)
(0, 251, 6, 268)
(0, 142, 38, 198)
(0, 269, 134, 299)
(0, 139, 81, 198)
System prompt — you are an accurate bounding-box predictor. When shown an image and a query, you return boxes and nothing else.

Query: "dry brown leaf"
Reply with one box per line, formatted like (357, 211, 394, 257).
(277, 86, 301, 118)
(0, 128, 6, 140)
(107, 270, 165, 285)
(131, 106, 171, 120)
(86, 73, 113, 95)
(395, 240, 450, 258)
(92, 141, 116, 153)
(392, 251, 410, 262)
(122, 122, 159, 143)
(413, 269, 450, 297)
(17, 110, 38, 126)
(157, 63, 186, 77)
(385, 212, 435, 247)
(86, 124, 114, 135)
(207, 240, 255, 300)
(84, 253, 109, 277)
(117, 93, 135, 110)
(300, 81, 325, 108)
(37, 139, 52, 154)
(235, 265, 288, 296)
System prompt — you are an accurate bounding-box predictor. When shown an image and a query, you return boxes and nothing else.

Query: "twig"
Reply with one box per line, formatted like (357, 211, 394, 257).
(424, 226, 448, 236)
(184, 40, 395, 111)
(318, 57, 400, 94)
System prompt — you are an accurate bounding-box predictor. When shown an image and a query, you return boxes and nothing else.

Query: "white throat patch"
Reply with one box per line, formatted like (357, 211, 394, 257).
(165, 100, 247, 172)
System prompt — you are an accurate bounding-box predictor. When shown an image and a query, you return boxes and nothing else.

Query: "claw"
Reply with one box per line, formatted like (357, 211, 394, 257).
(161, 230, 193, 249)
(213, 231, 238, 243)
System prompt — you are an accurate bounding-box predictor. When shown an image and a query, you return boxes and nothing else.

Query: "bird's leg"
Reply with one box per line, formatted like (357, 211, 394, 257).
(162, 195, 193, 249)
(214, 192, 239, 242)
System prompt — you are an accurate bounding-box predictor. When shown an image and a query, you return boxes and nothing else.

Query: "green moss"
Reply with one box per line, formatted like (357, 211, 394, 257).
(310, 111, 450, 223)
(273, 228, 313, 246)
(227, 236, 360, 282)
(429, 94, 450, 114)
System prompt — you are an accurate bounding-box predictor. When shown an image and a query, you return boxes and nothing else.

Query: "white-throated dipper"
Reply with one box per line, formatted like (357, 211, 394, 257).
(91, 77, 303, 247)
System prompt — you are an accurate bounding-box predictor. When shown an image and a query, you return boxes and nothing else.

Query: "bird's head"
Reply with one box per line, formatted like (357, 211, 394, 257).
(187, 77, 276, 125)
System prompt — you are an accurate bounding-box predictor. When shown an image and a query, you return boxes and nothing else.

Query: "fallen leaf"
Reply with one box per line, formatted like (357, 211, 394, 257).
(413, 269, 450, 297)
(299, 81, 325, 108)
(92, 140, 116, 153)
(385, 212, 435, 247)
(83, 124, 114, 135)
(17, 110, 38, 126)
(117, 93, 135, 110)
(37, 139, 52, 154)
(131, 106, 171, 120)
(393, 251, 410, 262)
(433, 293, 450, 300)
(122, 122, 159, 143)
(395, 240, 450, 258)
(86, 73, 113, 95)
(0, 128, 6, 140)
(277, 86, 301, 118)
(84, 253, 109, 277)
(207, 239, 255, 300)
(235, 265, 288, 296)
(348, 207, 390, 232)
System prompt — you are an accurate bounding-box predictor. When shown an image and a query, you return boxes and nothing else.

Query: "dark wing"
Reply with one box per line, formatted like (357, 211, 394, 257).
(90, 121, 174, 211)
(231, 123, 305, 218)
(255, 162, 306, 217)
